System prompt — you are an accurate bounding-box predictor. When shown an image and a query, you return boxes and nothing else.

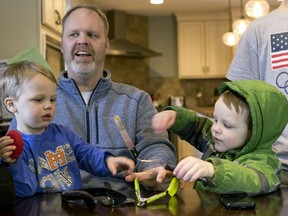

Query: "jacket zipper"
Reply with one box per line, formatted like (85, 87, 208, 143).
(95, 107, 99, 144)
(70, 79, 92, 144)
(85, 105, 90, 143)
(85, 104, 99, 144)
(86, 82, 101, 144)
(71, 76, 101, 144)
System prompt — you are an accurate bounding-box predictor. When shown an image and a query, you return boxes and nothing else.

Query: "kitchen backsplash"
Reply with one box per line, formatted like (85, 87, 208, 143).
(149, 77, 225, 109)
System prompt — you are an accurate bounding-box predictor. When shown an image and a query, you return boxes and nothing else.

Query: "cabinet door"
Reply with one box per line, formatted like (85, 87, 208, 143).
(42, 0, 64, 34)
(178, 20, 233, 79)
(42, 0, 54, 31)
(205, 21, 233, 78)
(178, 21, 206, 78)
(54, 0, 65, 33)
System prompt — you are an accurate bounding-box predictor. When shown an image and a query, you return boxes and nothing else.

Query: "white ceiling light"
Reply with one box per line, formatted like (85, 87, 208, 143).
(150, 0, 164, 4)
(232, 0, 251, 35)
(233, 19, 251, 35)
(223, 0, 239, 46)
(245, 0, 270, 18)
(223, 32, 240, 46)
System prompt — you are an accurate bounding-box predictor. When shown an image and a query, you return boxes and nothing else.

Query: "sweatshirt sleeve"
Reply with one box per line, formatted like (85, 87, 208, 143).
(3, 157, 38, 197)
(164, 106, 198, 134)
(202, 152, 281, 195)
(163, 106, 214, 153)
(127, 93, 177, 173)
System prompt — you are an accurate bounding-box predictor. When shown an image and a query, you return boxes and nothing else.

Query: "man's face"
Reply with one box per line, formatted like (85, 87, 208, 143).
(61, 8, 110, 78)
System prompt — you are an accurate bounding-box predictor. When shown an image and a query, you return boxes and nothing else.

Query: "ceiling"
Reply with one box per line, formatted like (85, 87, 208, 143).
(92, 0, 281, 16)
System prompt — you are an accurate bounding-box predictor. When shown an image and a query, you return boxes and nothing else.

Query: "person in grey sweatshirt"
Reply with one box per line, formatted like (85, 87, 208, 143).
(52, 5, 177, 198)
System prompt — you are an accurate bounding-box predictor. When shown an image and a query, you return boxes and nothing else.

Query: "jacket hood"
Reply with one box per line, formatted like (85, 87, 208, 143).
(219, 80, 288, 157)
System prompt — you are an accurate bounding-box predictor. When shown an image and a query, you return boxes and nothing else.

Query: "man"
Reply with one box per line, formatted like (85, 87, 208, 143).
(227, 0, 288, 184)
(54, 5, 176, 197)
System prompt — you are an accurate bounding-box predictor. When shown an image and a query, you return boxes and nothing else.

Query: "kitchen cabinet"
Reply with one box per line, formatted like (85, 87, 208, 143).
(42, 0, 66, 34)
(176, 12, 233, 79)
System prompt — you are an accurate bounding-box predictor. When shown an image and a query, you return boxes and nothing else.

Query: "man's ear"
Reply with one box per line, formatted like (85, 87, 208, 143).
(3, 97, 17, 113)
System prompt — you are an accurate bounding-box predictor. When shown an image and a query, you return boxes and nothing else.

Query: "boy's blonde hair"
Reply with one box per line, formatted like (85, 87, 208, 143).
(220, 90, 252, 132)
(0, 61, 57, 101)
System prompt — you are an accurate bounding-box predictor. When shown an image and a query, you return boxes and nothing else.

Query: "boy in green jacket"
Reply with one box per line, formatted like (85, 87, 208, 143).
(152, 80, 288, 195)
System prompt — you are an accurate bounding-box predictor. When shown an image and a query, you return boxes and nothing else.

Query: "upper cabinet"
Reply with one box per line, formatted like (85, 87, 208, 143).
(42, 0, 66, 34)
(176, 12, 233, 79)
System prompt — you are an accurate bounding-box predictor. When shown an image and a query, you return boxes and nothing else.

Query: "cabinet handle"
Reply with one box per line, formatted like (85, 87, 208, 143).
(55, 10, 61, 25)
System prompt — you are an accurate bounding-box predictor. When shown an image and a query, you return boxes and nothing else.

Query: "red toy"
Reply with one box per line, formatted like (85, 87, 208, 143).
(6, 130, 24, 159)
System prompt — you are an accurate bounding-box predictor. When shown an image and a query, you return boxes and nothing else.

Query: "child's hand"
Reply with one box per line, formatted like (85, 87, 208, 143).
(151, 110, 177, 133)
(0, 136, 17, 164)
(106, 156, 135, 176)
(173, 156, 215, 182)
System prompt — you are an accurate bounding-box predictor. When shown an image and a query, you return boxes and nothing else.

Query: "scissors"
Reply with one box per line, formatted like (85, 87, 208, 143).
(134, 177, 179, 207)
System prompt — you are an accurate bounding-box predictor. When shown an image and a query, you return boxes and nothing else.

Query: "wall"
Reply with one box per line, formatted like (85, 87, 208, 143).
(0, 0, 40, 60)
(70, 0, 94, 7)
(149, 16, 178, 78)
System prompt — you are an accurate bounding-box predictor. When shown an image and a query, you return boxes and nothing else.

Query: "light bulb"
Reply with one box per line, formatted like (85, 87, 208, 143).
(245, 0, 270, 18)
(222, 32, 240, 46)
(150, 0, 164, 4)
(232, 18, 251, 35)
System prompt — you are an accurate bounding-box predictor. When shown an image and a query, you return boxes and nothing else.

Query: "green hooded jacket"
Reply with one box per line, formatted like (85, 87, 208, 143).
(166, 80, 288, 196)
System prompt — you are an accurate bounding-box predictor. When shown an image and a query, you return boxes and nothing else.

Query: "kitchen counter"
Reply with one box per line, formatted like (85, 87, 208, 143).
(191, 106, 214, 118)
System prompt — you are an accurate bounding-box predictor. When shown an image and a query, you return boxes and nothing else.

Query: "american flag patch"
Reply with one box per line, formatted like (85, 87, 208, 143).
(271, 32, 288, 70)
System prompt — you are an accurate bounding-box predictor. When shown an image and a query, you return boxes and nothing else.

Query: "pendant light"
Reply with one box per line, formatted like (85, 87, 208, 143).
(233, 0, 251, 35)
(245, 0, 270, 18)
(223, 0, 239, 46)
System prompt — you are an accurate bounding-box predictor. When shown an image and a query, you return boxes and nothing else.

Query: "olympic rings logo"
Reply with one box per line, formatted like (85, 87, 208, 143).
(276, 72, 288, 95)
